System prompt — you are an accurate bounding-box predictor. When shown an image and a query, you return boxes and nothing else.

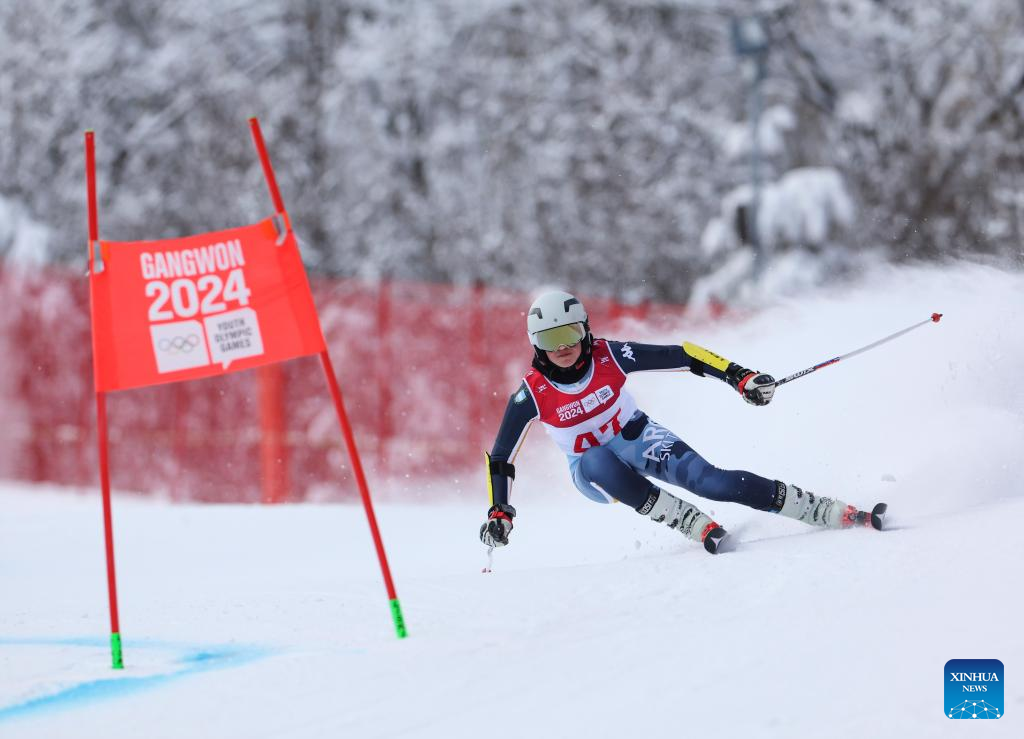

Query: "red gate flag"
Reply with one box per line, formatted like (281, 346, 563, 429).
(85, 122, 406, 671)
(90, 217, 325, 392)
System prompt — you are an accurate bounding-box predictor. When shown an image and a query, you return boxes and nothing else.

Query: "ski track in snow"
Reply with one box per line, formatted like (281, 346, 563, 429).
(1, 262, 1022, 738)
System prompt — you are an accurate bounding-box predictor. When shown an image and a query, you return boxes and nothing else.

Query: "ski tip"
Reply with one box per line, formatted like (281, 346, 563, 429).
(703, 526, 729, 554)
(931, 312, 943, 323)
(870, 502, 888, 531)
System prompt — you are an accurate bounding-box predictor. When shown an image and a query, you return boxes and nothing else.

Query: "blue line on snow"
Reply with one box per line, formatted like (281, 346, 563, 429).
(0, 636, 273, 723)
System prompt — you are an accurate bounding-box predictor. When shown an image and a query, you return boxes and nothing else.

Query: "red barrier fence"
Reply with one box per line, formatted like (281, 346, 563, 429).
(0, 263, 716, 502)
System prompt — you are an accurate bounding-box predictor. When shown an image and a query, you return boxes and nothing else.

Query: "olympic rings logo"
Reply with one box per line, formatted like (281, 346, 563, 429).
(158, 334, 201, 353)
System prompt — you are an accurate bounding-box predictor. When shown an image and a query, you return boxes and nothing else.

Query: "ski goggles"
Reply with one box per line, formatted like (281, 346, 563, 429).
(532, 322, 586, 351)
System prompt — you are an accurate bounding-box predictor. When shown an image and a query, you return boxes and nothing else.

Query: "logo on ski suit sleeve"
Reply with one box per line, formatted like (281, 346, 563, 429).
(523, 340, 637, 456)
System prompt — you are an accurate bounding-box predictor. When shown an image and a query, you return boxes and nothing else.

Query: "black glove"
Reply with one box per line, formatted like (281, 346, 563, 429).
(479, 503, 516, 547)
(727, 365, 776, 406)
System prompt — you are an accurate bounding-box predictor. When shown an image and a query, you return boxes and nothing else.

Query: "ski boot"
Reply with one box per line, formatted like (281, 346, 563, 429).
(638, 488, 728, 554)
(774, 482, 886, 531)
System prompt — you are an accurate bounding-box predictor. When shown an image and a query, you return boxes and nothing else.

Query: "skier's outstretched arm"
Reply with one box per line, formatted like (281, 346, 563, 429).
(480, 382, 538, 547)
(604, 339, 776, 406)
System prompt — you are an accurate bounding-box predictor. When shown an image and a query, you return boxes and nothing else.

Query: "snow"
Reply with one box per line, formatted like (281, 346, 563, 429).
(723, 104, 797, 161)
(700, 167, 855, 258)
(758, 168, 855, 247)
(0, 197, 49, 265)
(2, 261, 1022, 738)
(695, 167, 860, 306)
(837, 90, 880, 127)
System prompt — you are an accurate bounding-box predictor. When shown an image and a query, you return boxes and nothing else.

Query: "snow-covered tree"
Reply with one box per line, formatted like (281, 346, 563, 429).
(1, 0, 1021, 305)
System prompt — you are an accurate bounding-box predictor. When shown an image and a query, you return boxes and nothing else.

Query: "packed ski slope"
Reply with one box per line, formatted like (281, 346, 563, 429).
(1, 262, 1022, 739)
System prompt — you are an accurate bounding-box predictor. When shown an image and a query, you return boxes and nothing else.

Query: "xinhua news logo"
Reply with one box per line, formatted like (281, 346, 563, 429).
(945, 659, 1003, 719)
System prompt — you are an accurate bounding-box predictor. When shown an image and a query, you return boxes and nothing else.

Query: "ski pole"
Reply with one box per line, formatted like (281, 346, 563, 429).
(775, 312, 942, 389)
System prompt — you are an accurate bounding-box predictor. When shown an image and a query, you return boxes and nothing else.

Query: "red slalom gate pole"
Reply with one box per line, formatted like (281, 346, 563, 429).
(320, 352, 406, 637)
(86, 130, 124, 669)
(249, 117, 286, 213)
(248, 117, 406, 638)
(258, 365, 290, 504)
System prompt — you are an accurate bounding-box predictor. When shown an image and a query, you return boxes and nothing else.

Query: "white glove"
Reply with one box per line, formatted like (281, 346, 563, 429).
(479, 504, 515, 547)
(737, 371, 776, 406)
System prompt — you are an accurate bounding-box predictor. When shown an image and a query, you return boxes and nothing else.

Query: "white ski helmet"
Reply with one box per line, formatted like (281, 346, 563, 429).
(526, 290, 589, 350)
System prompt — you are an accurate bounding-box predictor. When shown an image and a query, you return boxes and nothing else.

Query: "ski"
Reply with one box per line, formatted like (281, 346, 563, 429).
(702, 525, 729, 554)
(870, 502, 887, 531)
(841, 502, 887, 530)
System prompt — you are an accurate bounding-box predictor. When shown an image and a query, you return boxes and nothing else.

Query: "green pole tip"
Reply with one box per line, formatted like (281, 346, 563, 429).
(110, 632, 124, 670)
(389, 599, 408, 639)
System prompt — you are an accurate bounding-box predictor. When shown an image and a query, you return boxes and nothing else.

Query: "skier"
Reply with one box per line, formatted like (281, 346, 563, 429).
(479, 290, 884, 554)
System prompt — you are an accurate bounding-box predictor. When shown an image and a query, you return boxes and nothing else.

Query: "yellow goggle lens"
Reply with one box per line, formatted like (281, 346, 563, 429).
(533, 323, 586, 351)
